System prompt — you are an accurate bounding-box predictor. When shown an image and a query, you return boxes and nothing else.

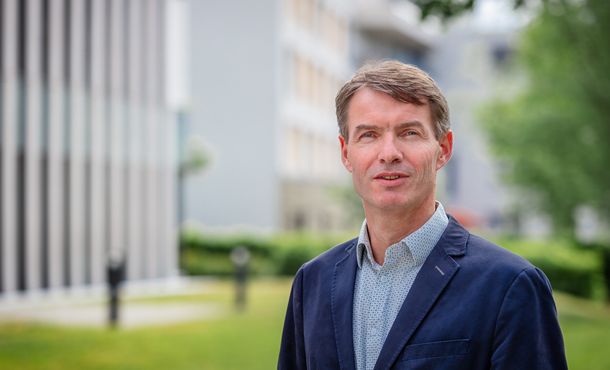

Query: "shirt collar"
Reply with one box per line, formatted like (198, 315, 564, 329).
(356, 202, 449, 269)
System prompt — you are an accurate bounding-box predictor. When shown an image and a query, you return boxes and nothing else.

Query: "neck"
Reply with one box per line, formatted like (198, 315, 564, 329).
(364, 200, 436, 265)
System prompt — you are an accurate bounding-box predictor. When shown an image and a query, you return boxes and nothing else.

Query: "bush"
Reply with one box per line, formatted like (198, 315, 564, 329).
(181, 229, 605, 299)
(270, 233, 341, 275)
(495, 238, 604, 299)
(180, 230, 347, 277)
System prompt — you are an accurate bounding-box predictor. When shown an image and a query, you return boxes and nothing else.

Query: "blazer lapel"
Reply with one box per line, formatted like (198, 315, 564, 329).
(331, 240, 358, 370)
(373, 218, 467, 370)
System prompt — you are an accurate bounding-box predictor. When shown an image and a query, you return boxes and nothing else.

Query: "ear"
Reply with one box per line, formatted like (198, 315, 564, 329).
(339, 135, 353, 172)
(436, 130, 453, 170)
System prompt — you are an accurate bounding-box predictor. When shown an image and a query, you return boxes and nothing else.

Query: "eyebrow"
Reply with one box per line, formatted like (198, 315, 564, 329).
(353, 124, 380, 133)
(396, 121, 426, 130)
(353, 121, 425, 134)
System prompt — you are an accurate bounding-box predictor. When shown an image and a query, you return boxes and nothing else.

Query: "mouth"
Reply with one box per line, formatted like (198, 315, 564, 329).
(373, 172, 408, 183)
(379, 175, 400, 180)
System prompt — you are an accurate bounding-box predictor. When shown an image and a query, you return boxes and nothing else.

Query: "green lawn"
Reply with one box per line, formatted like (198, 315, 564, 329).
(555, 293, 610, 370)
(0, 279, 291, 370)
(0, 279, 609, 369)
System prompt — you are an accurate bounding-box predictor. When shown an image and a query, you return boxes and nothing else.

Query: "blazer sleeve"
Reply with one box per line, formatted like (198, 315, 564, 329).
(278, 267, 307, 370)
(491, 267, 568, 370)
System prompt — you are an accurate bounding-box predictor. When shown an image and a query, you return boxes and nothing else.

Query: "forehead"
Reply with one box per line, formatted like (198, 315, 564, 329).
(347, 87, 433, 131)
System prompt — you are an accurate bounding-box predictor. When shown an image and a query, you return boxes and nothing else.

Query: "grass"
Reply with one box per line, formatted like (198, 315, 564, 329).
(0, 279, 609, 369)
(555, 293, 610, 370)
(0, 279, 292, 370)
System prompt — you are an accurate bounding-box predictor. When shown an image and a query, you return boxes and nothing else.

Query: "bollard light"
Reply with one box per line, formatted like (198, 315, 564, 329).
(230, 246, 251, 311)
(106, 257, 126, 328)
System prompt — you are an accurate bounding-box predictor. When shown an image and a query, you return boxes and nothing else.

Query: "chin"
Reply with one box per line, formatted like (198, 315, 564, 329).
(371, 197, 412, 211)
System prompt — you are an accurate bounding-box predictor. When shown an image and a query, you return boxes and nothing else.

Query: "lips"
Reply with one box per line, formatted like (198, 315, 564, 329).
(374, 172, 408, 180)
(372, 172, 410, 188)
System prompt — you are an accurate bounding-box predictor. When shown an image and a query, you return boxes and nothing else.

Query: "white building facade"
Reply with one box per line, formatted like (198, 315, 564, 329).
(0, 0, 180, 299)
(186, 0, 523, 235)
(188, 0, 352, 232)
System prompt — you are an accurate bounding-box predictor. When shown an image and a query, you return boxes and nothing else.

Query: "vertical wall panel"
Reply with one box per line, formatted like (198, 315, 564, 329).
(162, 0, 178, 278)
(1, 0, 18, 294)
(24, 0, 42, 291)
(126, 0, 143, 281)
(155, 0, 167, 277)
(144, 0, 159, 278)
(47, 0, 65, 290)
(1, 0, 177, 298)
(68, 0, 85, 287)
(108, 0, 124, 266)
(89, 0, 106, 286)
(0, 0, 4, 293)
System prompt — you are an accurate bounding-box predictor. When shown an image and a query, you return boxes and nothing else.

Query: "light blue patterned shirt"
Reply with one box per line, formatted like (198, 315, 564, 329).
(353, 202, 449, 370)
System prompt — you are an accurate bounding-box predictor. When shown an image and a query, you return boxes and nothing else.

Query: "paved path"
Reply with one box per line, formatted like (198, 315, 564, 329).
(0, 277, 224, 329)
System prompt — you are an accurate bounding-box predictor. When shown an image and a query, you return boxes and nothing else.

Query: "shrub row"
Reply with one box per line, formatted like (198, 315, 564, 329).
(494, 238, 604, 299)
(180, 229, 348, 277)
(181, 229, 605, 299)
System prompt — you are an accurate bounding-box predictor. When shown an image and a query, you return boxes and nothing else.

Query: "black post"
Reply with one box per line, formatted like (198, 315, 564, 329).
(603, 249, 610, 304)
(231, 246, 250, 311)
(107, 258, 125, 328)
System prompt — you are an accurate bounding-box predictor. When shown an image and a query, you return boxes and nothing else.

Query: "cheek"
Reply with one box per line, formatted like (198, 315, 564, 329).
(347, 152, 368, 173)
(414, 149, 439, 178)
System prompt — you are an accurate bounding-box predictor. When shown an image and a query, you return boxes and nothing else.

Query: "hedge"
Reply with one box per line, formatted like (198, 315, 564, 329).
(180, 229, 347, 277)
(492, 238, 604, 299)
(181, 229, 605, 299)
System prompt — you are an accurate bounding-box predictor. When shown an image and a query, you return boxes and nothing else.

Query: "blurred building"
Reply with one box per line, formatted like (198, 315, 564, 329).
(427, 1, 527, 233)
(351, 0, 526, 233)
(187, 0, 352, 233)
(0, 0, 182, 300)
(350, 0, 436, 67)
(187, 0, 453, 234)
(186, 0, 526, 235)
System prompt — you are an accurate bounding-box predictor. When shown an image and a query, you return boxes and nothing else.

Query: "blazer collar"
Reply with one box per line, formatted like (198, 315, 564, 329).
(330, 217, 470, 370)
(373, 216, 470, 370)
(441, 215, 469, 257)
(331, 239, 358, 370)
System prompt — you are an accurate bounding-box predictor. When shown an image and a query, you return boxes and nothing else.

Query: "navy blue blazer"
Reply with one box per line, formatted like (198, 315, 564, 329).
(278, 217, 567, 370)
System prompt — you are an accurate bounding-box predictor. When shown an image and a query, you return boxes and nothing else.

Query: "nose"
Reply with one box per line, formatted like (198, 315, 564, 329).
(377, 135, 402, 164)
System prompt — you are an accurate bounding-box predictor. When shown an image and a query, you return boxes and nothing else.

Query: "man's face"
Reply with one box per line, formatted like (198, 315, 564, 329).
(339, 87, 452, 214)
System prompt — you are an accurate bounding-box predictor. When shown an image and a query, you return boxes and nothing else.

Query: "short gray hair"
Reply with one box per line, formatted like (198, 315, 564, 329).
(335, 60, 450, 141)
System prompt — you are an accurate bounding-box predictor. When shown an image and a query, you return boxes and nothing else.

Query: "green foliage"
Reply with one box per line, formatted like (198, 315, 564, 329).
(479, 0, 610, 233)
(498, 238, 605, 298)
(179, 135, 210, 176)
(412, 0, 527, 21)
(181, 231, 276, 276)
(180, 230, 348, 277)
(182, 229, 605, 298)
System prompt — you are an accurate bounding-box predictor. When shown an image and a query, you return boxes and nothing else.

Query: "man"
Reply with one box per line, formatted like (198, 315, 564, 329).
(278, 61, 567, 370)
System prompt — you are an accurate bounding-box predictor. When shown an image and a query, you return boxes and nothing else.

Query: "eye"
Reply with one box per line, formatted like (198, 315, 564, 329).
(401, 129, 419, 137)
(359, 131, 377, 140)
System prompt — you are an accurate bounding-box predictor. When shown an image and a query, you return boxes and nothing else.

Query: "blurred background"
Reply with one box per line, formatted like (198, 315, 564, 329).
(1, 0, 609, 369)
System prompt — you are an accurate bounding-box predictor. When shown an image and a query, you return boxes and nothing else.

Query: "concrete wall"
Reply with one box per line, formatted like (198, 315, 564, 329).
(187, 0, 279, 231)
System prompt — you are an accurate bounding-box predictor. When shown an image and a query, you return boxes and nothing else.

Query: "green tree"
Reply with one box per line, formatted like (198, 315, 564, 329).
(478, 0, 610, 235)
(412, 0, 610, 301)
(411, 0, 528, 21)
(413, 0, 610, 302)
